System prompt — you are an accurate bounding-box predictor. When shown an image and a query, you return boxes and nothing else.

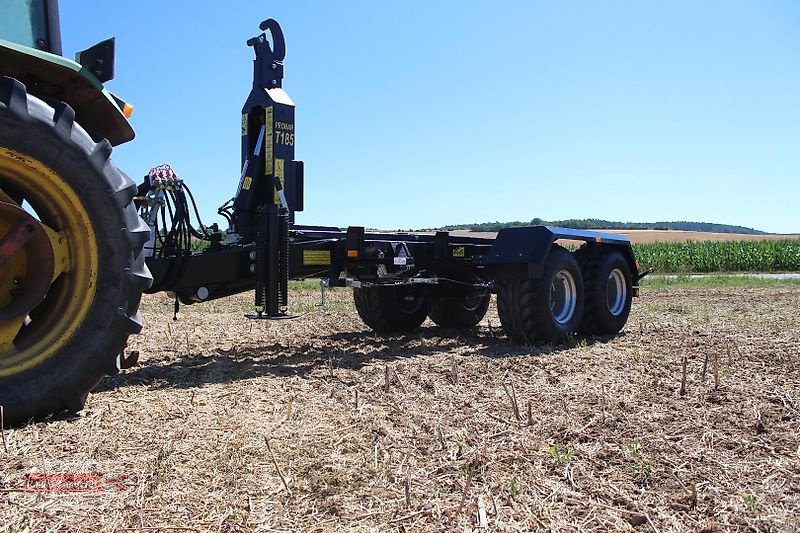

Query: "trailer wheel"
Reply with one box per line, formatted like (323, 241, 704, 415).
(428, 292, 490, 328)
(496, 245, 584, 344)
(0, 78, 151, 426)
(578, 249, 632, 335)
(353, 285, 428, 333)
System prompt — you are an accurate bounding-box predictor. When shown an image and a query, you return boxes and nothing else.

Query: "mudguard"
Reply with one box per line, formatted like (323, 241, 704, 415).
(484, 226, 637, 278)
(0, 39, 134, 146)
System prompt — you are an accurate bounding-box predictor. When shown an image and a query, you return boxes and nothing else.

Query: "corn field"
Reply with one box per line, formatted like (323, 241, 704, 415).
(632, 240, 800, 273)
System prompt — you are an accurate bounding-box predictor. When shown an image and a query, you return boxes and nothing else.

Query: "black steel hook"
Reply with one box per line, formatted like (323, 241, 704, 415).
(247, 18, 285, 62)
(247, 18, 286, 89)
(259, 19, 285, 61)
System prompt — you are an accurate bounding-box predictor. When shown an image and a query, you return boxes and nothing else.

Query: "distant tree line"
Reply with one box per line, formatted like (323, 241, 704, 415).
(423, 219, 767, 235)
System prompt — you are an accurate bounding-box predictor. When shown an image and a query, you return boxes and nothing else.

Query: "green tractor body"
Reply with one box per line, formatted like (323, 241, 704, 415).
(1, 0, 134, 145)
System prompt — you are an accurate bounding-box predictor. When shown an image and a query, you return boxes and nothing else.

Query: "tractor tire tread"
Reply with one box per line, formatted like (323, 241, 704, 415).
(1, 77, 29, 120)
(52, 102, 75, 140)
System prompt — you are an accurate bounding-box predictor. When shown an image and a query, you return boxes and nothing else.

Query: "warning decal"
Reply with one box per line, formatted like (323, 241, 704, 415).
(303, 250, 331, 266)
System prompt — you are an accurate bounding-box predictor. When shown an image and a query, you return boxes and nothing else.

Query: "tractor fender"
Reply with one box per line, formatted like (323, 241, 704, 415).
(0, 39, 134, 146)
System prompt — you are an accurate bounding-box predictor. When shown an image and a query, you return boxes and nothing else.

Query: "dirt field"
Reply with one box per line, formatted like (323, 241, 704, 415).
(2, 282, 799, 531)
(451, 230, 800, 244)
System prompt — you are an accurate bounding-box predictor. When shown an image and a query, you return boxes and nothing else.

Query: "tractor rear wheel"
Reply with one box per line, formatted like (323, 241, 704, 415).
(353, 285, 428, 333)
(428, 292, 490, 328)
(496, 245, 584, 344)
(0, 77, 151, 426)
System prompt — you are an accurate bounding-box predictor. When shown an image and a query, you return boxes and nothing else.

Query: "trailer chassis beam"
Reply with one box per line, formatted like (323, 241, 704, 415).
(145, 224, 640, 310)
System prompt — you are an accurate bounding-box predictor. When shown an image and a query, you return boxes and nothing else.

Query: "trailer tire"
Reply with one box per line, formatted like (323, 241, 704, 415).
(428, 292, 490, 328)
(353, 285, 428, 333)
(496, 245, 584, 344)
(578, 249, 632, 335)
(0, 78, 151, 426)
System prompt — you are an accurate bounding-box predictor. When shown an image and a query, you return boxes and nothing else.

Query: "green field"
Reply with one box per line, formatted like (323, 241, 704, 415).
(632, 239, 800, 273)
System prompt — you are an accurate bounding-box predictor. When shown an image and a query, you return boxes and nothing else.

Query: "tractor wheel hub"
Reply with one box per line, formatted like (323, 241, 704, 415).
(0, 201, 55, 321)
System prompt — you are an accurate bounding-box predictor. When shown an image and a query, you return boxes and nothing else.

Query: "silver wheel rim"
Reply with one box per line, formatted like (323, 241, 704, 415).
(550, 269, 577, 325)
(606, 268, 627, 316)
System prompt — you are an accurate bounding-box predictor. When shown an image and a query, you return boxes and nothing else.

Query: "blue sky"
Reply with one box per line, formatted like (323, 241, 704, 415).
(59, 1, 800, 233)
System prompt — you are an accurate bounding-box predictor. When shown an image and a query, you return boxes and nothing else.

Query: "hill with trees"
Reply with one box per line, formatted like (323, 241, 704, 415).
(425, 219, 767, 234)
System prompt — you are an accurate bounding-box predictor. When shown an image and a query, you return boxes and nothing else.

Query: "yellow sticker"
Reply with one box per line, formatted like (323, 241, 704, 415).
(274, 158, 284, 204)
(452, 246, 465, 258)
(242, 176, 252, 191)
(241, 114, 247, 136)
(265, 107, 274, 175)
(303, 250, 332, 266)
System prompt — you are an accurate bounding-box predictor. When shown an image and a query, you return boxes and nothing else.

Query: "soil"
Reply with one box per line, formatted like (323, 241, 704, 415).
(1, 284, 798, 531)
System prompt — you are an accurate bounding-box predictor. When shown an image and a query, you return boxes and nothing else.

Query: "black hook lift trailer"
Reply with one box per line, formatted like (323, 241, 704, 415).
(0, 9, 645, 425)
(142, 19, 644, 344)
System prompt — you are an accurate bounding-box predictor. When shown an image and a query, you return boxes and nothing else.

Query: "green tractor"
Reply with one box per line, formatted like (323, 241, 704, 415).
(0, 1, 151, 425)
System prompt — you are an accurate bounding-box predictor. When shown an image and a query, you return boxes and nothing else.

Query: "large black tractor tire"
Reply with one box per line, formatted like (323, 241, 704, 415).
(353, 285, 428, 333)
(428, 292, 490, 328)
(496, 245, 584, 344)
(0, 78, 152, 426)
(577, 248, 633, 335)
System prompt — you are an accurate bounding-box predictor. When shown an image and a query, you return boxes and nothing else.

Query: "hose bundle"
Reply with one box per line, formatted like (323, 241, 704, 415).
(139, 164, 210, 257)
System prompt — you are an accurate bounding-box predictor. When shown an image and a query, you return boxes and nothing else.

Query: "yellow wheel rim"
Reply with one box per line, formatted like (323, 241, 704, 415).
(0, 147, 98, 377)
